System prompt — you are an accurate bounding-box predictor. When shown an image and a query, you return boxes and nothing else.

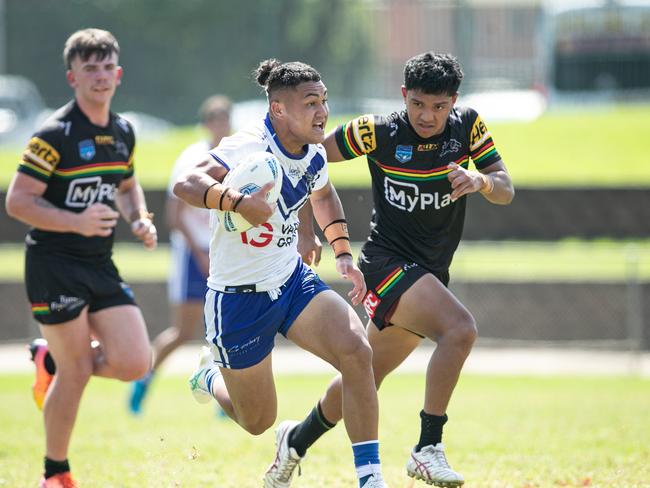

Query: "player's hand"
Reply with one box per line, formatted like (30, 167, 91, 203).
(74, 203, 119, 237)
(447, 162, 484, 201)
(298, 233, 322, 267)
(336, 255, 366, 306)
(131, 216, 157, 250)
(236, 182, 277, 226)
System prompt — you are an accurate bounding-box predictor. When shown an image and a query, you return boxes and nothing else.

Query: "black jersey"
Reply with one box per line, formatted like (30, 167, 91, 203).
(334, 106, 501, 273)
(17, 100, 135, 259)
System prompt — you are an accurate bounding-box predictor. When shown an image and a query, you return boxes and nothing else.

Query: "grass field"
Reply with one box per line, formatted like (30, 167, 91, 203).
(1, 105, 649, 189)
(1, 239, 649, 283)
(1, 372, 648, 487)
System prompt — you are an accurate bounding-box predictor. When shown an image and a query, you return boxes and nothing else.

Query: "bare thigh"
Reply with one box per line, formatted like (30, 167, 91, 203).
(89, 305, 151, 380)
(391, 273, 474, 341)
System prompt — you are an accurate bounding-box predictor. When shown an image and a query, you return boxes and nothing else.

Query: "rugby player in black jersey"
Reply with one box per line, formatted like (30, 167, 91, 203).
(5, 28, 156, 488)
(284, 53, 514, 487)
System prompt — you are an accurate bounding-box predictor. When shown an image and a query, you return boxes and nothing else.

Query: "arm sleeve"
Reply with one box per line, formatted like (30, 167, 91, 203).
(466, 108, 502, 170)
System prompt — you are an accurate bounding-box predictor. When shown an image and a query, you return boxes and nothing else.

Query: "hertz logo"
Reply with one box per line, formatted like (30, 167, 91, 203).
(470, 115, 490, 150)
(24, 137, 61, 171)
(95, 135, 114, 145)
(353, 115, 376, 153)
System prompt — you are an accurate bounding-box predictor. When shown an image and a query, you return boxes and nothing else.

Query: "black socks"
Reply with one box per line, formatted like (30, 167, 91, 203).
(288, 402, 336, 457)
(44, 457, 70, 478)
(415, 410, 448, 451)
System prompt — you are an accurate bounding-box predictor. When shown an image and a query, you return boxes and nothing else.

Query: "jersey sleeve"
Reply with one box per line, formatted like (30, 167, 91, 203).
(311, 146, 329, 192)
(208, 130, 266, 173)
(465, 108, 502, 170)
(18, 125, 63, 183)
(119, 116, 136, 179)
(333, 114, 389, 160)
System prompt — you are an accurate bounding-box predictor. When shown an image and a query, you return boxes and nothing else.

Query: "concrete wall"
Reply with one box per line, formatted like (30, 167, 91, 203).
(2, 281, 648, 349)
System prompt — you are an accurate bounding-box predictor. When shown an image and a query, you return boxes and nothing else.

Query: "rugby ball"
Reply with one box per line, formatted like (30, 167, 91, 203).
(219, 151, 282, 232)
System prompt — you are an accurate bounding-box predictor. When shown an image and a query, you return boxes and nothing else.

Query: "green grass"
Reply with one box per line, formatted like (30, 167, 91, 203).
(2, 105, 649, 189)
(1, 240, 649, 283)
(0, 373, 648, 487)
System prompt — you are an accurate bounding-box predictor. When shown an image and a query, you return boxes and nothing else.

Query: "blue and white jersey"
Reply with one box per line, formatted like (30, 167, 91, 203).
(207, 114, 328, 291)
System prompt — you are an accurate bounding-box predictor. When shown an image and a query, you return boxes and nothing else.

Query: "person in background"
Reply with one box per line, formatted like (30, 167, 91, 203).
(128, 95, 232, 414)
(5, 28, 156, 487)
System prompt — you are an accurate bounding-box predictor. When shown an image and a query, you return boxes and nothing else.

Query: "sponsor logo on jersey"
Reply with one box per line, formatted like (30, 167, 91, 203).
(115, 141, 130, 158)
(470, 115, 490, 150)
(240, 223, 274, 248)
(417, 143, 438, 151)
(65, 176, 117, 207)
(440, 139, 461, 157)
(363, 290, 380, 319)
(395, 145, 413, 163)
(24, 137, 61, 171)
(78, 139, 96, 160)
(95, 135, 115, 145)
(353, 115, 376, 152)
(384, 176, 453, 212)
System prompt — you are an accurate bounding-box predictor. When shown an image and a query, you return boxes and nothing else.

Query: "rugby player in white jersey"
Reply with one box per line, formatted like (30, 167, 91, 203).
(173, 59, 388, 488)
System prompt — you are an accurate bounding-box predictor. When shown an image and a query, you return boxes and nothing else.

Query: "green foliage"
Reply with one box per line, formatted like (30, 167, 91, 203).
(5, 0, 372, 123)
(1, 373, 648, 487)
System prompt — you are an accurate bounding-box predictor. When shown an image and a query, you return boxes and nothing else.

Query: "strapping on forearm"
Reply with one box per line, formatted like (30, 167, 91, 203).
(129, 208, 154, 223)
(479, 173, 495, 195)
(323, 219, 352, 259)
(204, 182, 241, 211)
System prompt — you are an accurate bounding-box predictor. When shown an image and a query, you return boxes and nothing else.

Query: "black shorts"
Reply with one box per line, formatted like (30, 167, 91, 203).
(359, 253, 449, 330)
(25, 248, 136, 325)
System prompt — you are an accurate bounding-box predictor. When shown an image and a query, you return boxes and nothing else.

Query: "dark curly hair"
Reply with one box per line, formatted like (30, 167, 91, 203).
(404, 52, 463, 96)
(254, 59, 321, 96)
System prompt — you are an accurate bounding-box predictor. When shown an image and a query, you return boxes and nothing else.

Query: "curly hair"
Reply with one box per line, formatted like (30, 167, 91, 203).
(254, 59, 321, 96)
(404, 52, 463, 96)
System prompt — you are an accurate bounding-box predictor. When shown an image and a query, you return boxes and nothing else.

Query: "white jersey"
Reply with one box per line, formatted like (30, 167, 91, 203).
(207, 114, 328, 291)
(167, 140, 212, 250)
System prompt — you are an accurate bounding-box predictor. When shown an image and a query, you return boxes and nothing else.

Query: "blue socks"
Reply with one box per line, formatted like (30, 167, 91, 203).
(352, 440, 381, 486)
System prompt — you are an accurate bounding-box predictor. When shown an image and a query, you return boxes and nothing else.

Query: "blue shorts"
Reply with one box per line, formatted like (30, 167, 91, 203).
(168, 241, 208, 303)
(203, 260, 329, 369)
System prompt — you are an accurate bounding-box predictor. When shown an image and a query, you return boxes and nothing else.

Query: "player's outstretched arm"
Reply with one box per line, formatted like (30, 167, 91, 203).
(309, 181, 366, 305)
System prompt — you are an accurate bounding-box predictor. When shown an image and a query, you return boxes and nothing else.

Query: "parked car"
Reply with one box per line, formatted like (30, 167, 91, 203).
(0, 75, 50, 146)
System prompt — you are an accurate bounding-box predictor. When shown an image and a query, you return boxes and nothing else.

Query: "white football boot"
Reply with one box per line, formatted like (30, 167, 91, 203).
(188, 346, 218, 404)
(360, 472, 389, 488)
(263, 420, 302, 487)
(406, 443, 464, 487)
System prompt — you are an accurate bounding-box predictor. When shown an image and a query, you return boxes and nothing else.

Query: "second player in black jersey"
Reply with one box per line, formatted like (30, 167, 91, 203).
(19, 99, 136, 258)
(289, 52, 514, 487)
(334, 106, 501, 274)
(5, 28, 156, 486)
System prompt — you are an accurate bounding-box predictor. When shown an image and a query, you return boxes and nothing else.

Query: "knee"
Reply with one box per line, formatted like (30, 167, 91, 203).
(239, 414, 275, 436)
(57, 358, 93, 387)
(336, 334, 373, 372)
(113, 354, 152, 381)
(445, 311, 478, 350)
